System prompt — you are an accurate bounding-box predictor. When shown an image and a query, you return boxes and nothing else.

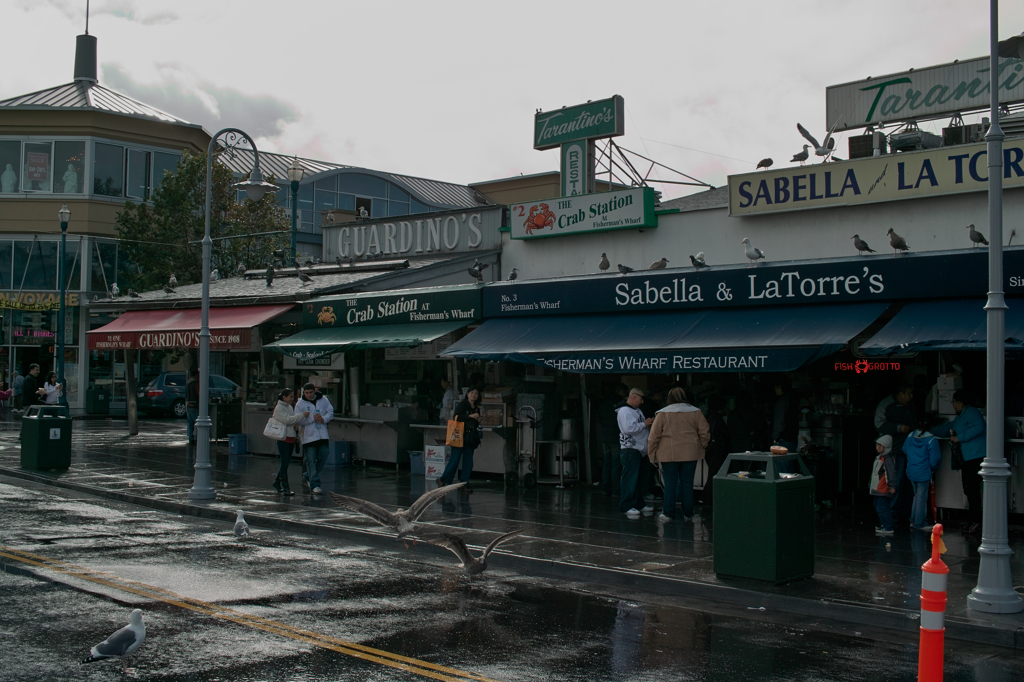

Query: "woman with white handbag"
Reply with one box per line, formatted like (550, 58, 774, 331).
(268, 388, 309, 496)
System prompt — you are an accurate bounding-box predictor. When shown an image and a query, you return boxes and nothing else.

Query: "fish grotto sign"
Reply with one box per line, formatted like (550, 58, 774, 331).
(728, 138, 1024, 216)
(510, 187, 657, 239)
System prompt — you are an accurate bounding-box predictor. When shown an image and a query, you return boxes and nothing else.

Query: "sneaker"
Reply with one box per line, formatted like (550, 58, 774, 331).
(312, 487, 322, 494)
(682, 515, 693, 521)
(640, 505, 655, 513)
(875, 528, 895, 536)
(625, 508, 641, 518)
(283, 489, 295, 496)
(657, 513, 673, 522)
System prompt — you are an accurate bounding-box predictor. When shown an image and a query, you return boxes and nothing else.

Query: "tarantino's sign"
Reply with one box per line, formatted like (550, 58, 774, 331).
(510, 187, 657, 239)
(534, 95, 624, 150)
(728, 139, 1024, 216)
(484, 247, 1024, 317)
(305, 285, 482, 328)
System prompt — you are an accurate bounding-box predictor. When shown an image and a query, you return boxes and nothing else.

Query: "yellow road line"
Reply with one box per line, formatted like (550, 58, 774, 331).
(0, 545, 501, 682)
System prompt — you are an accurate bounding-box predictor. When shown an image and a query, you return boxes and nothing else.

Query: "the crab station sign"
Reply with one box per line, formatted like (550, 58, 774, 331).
(303, 284, 483, 329)
(509, 187, 658, 240)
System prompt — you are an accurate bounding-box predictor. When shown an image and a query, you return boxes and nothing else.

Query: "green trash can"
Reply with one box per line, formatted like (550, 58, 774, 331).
(713, 451, 815, 583)
(85, 387, 110, 415)
(20, 405, 72, 470)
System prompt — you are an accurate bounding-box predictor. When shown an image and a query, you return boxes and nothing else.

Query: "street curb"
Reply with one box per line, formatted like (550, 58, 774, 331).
(3, 465, 1022, 650)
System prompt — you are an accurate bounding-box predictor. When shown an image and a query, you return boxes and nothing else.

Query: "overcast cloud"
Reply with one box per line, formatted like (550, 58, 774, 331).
(2, 0, 1023, 199)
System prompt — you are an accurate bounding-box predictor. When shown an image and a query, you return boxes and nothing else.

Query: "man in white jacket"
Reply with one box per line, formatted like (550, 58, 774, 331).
(618, 388, 654, 518)
(294, 383, 335, 494)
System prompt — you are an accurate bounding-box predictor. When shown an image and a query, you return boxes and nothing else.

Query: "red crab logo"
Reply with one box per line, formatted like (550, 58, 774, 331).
(855, 359, 870, 374)
(523, 203, 556, 235)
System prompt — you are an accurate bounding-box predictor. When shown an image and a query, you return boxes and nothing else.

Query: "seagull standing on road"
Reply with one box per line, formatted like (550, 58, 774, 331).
(741, 238, 766, 266)
(887, 228, 910, 255)
(82, 609, 146, 673)
(851, 234, 876, 254)
(599, 253, 610, 272)
(233, 510, 250, 537)
(329, 483, 466, 542)
(428, 529, 527, 577)
(756, 158, 773, 171)
(966, 223, 989, 247)
(791, 145, 810, 166)
(647, 258, 669, 270)
(617, 263, 634, 275)
(689, 253, 708, 270)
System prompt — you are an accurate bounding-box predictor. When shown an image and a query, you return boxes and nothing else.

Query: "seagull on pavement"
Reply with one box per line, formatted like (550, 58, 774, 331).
(599, 253, 610, 272)
(617, 263, 634, 275)
(265, 265, 274, 287)
(851, 234, 876, 254)
(756, 158, 773, 171)
(298, 270, 313, 286)
(647, 258, 669, 270)
(689, 253, 708, 270)
(233, 510, 249, 537)
(82, 609, 146, 673)
(507, 268, 518, 281)
(798, 120, 842, 161)
(887, 228, 910, 255)
(741, 238, 766, 266)
(428, 529, 527, 577)
(791, 145, 810, 165)
(966, 223, 989, 247)
(329, 483, 465, 542)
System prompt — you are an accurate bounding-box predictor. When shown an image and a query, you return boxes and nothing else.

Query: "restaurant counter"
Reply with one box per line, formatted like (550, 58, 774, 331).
(410, 424, 507, 475)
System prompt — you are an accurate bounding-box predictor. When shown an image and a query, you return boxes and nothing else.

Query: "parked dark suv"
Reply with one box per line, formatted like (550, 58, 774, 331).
(137, 372, 241, 417)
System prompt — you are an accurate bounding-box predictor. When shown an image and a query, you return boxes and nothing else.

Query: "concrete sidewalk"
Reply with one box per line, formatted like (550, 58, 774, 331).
(1, 418, 1022, 648)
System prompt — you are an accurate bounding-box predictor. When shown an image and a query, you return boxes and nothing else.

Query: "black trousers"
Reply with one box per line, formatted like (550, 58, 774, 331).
(961, 457, 983, 524)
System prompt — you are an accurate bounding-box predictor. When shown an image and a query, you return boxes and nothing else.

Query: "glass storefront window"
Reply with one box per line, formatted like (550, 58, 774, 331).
(62, 239, 82, 291)
(54, 141, 86, 194)
(411, 197, 430, 214)
(23, 141, 52, 192)
(126, 149, 151, 200)
(152, 151, 179, 195)
(11, 309, 57, 346)
(93, 142, 124, 197)
(13, 240, 58, 289)
(0, 141, 21, 193)
(0, 241, 12, 290)
(314, 189, 336, 213)
(371, 198, 386, 218)
(90, 241, 117, 293)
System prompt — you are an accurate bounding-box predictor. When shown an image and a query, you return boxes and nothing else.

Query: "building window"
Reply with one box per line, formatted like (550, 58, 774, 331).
(410, 197, 430, 214)
(62, 239, 82, 291)
(54, 141, 85, 194)
(13, 240, 59, 289)
(339, 173, 388, 198)
(22, 142, 52, 192)
(0, 240, 12, 289)
(152, 151, 179, 195)
(388, 201, 409, 217)
(90, 241, 118, 293)
(0, 141, 21, 193)
(126, 149, 151, 200)
(355, 196, 373, 217)
(93, 142, 124, 197)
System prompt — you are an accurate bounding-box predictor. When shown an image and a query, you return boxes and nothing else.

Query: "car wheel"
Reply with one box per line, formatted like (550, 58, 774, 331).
(172, 400, 187, 418)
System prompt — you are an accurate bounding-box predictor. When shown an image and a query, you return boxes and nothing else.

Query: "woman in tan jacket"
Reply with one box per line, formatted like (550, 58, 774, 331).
(648, 387, 711, 521)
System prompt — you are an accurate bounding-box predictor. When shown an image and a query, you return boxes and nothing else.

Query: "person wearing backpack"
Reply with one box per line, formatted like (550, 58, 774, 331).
(903, 420, 942, 531)
(870, 435, 897, 535)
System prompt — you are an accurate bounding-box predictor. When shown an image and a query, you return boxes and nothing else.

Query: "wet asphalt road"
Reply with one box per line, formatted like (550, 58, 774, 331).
(1, 476, 1022, 682)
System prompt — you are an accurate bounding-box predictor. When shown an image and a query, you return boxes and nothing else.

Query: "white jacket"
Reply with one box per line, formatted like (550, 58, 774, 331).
(617, 404, 649, 453)
(272, 400, 308, 439)
(294, 392, 334, 444)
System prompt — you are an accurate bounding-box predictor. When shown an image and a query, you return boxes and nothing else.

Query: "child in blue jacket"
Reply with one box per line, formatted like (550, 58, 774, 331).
(903, 421, 942, 530)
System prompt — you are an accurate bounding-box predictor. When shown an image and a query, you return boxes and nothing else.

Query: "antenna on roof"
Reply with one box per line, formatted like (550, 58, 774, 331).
(85, 0, 90, 34)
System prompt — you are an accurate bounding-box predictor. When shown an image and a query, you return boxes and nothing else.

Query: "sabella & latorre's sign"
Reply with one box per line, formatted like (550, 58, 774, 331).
(510, 187, 657, 240)
(533, 95, 624, 150)
(826, 55, 1024, 131)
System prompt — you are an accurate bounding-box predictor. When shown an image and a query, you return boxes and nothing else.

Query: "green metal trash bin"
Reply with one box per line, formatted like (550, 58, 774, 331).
(20, 405, 72, 470)
(85, 387, 110, 415)
(713, 451, 815, 583)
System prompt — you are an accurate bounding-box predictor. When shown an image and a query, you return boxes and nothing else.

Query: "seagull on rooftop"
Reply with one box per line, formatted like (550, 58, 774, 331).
(428, 529, 527, 577)
(791, 145, 810, 165)
(265, 265, 274, 287)
(298, 270, 313, 286)
(237, 262, 246, 275)
(507, 268, 518, 281)
(689, 253, 708, 270)
(887, 228, 910, 255)
(966, 223, 989, 248)
(233, 510, 249, 537)
(211, 268, 219, 281)
(110, 283, 119, 297)
(617, 263, 634, 275)
(756, 158, 773, 171)
(162, 285, 175, 295)
(128, 289, 139, 298)
(647, 258, 669, 270)
(851, 234, 876, 254)
(599, 253, 610, 272)
(329, 484, 465, 542)
(81, 609, 146, 673)
(168, 274, 177, 288)
(798, 119, 842, 161)
(741, 238, 765, 266)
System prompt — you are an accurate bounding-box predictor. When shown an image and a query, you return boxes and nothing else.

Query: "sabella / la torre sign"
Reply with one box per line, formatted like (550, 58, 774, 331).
(826, 54, 1024, 131)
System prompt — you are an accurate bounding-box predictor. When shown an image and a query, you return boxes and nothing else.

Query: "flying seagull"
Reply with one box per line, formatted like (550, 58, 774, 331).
(741, 238, 765, 266)
(168, 273, 178, 288)
(468, 260, 489, 281)
(689, 253, 708, 270)
(851, 234, 876, 254)
(82, 609, 146, 673)
(265, 265, 274, 287)
(966, 223, 989, 247)
(887, 228, 910, 255)
(507, 268, 519, 281)
(110, 283, 119, 297)
(162, 285, 175, 295)
(790, 145, 810, 166)
(329, 483, 466, 541)
(756, 158, 773, 171)
(617, 263, 634, 275)
(233, 510, 249, 538)
(599, 253, 610, 272)
(647, 258, 669, 270)
(798, 120, 842, 161)
(298, 270, 313, 286)
(428, 529, 527, 577)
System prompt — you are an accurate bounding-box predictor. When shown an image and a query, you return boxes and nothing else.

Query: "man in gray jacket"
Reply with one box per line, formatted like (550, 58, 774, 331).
(294, 383, 334, 494)
(618, 388, 654, 518)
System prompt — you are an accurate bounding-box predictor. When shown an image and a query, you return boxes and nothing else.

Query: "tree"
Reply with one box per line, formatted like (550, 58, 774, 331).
(116, 151, 289, 292)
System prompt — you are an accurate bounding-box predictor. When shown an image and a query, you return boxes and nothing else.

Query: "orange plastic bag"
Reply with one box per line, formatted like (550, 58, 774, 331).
(445, 419, 465, 447)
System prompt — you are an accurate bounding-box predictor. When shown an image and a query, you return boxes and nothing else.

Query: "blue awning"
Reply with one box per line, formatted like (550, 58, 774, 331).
(444, 303, 889, 373)
(860, 298, 1024, 354)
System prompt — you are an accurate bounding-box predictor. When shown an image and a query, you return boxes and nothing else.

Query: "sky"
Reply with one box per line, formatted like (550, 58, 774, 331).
(3, 0, 1024, 200)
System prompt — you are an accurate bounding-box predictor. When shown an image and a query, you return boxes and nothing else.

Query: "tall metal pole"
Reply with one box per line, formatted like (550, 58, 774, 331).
(290, 179, 299, 264)
(969, 0, 1022, 614)
(57, 205, 69, 409)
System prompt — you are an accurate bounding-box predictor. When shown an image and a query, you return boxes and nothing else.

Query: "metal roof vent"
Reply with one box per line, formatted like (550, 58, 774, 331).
(74, 34, 97, 83)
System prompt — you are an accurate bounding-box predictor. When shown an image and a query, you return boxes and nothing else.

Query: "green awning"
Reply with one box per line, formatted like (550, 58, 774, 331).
(266, 320, 469, 360)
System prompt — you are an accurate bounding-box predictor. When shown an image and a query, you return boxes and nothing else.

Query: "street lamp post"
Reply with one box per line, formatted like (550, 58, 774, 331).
(287, 157, 304, 264)
(188, 129, 278, 501)
(56, 203, 70, 409)
(969, 0, 1023, 613)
